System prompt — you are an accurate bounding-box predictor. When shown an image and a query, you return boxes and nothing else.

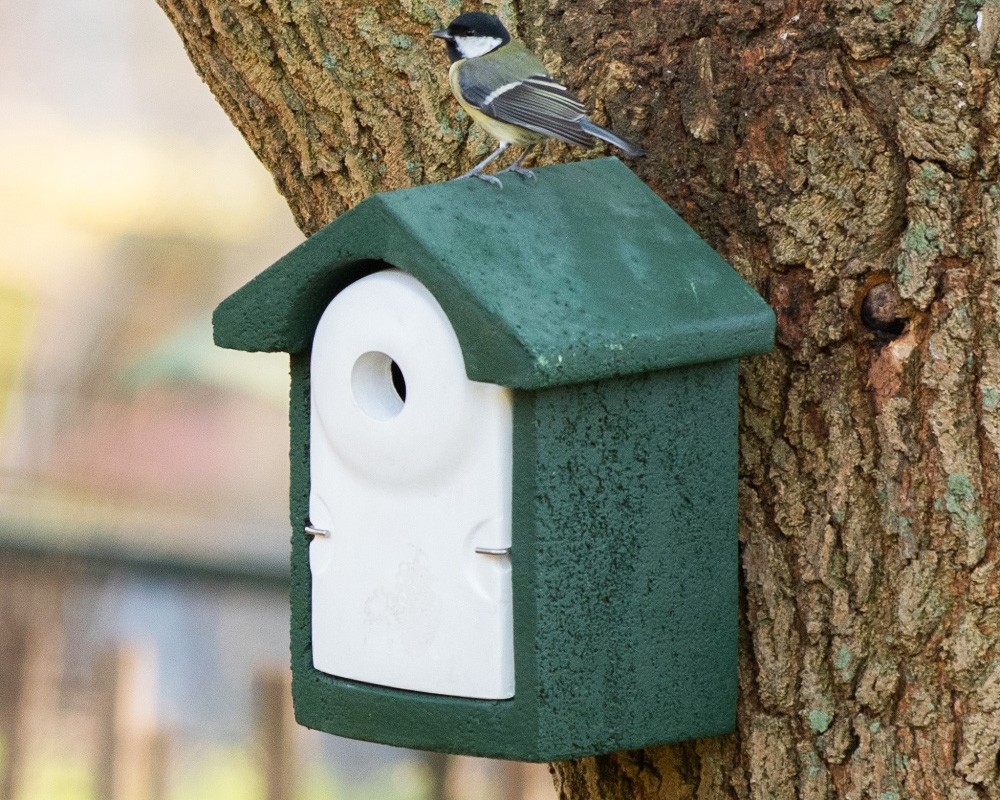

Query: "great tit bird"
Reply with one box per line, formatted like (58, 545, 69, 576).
(431, 12, 644, 187)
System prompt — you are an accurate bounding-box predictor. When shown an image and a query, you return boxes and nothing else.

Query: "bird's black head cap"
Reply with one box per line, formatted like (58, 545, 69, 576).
(445, 12, 510, 39)
(432, 12, 511, 62)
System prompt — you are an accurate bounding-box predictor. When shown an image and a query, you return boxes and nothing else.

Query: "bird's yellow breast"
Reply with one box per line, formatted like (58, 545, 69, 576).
(448, 61, 544, 146)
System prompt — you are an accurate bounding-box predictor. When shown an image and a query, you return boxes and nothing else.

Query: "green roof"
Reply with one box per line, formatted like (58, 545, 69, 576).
(214, 158, 774, 389)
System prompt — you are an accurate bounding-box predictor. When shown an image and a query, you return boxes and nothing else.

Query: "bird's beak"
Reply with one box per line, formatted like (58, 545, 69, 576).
(431, 29, 452, 39)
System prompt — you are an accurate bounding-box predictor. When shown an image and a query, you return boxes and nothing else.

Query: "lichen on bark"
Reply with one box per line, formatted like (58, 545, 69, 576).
(157, 0, 1000, 797)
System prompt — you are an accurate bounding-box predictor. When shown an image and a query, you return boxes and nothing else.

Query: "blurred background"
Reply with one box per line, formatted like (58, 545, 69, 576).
(0, 3, 555, 798)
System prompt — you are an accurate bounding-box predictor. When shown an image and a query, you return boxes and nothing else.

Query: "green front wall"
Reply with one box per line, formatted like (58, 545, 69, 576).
(288, 353, 738, 761)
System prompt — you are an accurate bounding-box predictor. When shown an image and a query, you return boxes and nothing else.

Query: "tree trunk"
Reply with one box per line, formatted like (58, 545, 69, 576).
(157, 0, 1000, 797)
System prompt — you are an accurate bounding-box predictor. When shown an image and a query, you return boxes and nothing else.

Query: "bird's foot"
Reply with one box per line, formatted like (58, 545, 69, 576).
(499, 164, 536, 182)
(458, 170, 503, 189)
(474, 172, 504, 188)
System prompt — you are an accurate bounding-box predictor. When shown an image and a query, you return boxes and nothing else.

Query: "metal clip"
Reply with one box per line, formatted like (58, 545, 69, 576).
(475, 546, 511, 555)
(305, 525, 331, 538)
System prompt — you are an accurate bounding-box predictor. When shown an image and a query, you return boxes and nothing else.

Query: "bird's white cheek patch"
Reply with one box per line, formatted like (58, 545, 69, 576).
(455, 35, 504, 58)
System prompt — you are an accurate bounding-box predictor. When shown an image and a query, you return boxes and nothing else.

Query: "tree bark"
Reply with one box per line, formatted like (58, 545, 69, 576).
(157, 0, 1000, 797)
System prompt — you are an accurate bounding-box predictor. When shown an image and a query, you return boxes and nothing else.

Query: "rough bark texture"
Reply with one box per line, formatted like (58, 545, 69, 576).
(157, 0, 1000, 797)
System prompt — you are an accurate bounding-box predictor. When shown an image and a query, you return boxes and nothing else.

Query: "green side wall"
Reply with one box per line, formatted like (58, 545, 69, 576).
(527, 360, 738, 755)
(289, 353, 737, 761)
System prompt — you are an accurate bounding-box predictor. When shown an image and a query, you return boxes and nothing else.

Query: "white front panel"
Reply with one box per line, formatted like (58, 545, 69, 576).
(308, 270, 514, 700)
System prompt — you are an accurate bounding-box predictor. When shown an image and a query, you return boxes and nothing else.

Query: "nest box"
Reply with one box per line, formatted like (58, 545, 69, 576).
(213, 158, 775, 761)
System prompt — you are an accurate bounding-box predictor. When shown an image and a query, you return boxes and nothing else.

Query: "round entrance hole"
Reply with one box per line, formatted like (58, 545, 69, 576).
(352, 351, 407, 420)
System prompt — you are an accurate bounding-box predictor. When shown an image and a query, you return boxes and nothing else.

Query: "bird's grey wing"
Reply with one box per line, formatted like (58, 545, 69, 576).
(457, 55, 595, 147)
(482, 75, 594, 147)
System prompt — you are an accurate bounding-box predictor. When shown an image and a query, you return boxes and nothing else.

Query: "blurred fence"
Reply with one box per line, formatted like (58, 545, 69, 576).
(0, 548, 555, 800)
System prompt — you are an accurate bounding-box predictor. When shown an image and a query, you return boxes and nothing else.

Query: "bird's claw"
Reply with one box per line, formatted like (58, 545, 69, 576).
(458, 171, 504, 189)
(500, 164, 536, 182)
(474, 172, 504, 188)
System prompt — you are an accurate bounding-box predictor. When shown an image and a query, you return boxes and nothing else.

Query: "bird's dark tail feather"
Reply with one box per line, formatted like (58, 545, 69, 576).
(580, 118, 645, 158)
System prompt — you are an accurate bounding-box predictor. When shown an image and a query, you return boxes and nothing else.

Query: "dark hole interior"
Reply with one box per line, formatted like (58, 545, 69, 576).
(860, 282, 907, 339)
(390, 360, 406, 402)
